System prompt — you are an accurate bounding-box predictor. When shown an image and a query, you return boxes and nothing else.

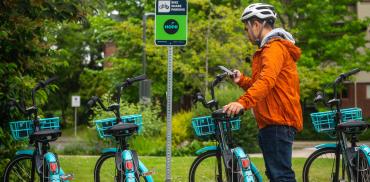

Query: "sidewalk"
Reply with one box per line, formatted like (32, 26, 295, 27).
(249, 141, 370, 158)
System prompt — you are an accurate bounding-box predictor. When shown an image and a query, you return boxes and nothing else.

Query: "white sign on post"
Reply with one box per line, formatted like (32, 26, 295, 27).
(71, 96, 80, 136)
(72, 96, 80, 107)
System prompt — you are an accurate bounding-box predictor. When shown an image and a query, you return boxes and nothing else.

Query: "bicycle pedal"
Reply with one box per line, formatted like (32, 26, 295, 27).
(61, 174, 74, 181)
(141, 171, 154, 176)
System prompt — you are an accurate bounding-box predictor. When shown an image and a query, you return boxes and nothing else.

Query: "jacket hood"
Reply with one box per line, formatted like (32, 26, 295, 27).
(261, 28, 301, 62)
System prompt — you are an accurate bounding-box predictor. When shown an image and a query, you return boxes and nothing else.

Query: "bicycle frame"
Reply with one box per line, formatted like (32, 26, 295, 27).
(192, 68, 262, 182)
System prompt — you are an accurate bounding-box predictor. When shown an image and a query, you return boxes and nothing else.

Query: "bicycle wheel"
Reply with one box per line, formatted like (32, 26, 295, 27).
(94, 153, 148, 182)
(2, 154, 40, 182)
(303, 147, 347, 182)
(355, 150, 370, 182)
(189, 150, 259, 182)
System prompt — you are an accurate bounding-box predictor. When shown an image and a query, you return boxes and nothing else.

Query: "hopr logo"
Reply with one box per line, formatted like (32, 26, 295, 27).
(163, 19, 179, 34)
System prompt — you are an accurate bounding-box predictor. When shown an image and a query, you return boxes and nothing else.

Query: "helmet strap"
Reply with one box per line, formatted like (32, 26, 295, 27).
(248, 20, 266, 48)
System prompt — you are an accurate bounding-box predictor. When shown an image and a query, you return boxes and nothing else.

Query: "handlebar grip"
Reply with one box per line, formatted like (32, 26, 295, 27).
(35, 76, 58, 90)
(314, 91, 324, 103)
(343, 68, 360, 78)
(87, 99, 95, 108)
(335, 68, 360, 84)
(127, 75, 147, 83)
(44, 76, 58, 85)
(87, 96, 99, 108)
(8, 99, 27, 114)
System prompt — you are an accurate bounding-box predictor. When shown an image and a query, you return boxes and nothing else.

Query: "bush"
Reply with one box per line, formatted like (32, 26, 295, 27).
(90, 96, 164, 137)
(172, 111, 194, 145)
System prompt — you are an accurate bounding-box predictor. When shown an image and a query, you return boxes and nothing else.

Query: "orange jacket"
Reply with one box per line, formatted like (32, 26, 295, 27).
(237, 38, 303, 131)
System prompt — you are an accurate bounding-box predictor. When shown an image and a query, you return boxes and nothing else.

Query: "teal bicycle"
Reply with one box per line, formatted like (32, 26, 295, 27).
(87, 75, 153, 182)
(303, 68, 370, 182)
(2, 77, 73, 182)
(189, 67, 262, 182)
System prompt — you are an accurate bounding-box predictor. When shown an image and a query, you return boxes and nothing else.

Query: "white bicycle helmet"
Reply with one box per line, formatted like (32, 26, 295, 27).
(240, 3, 277, 22)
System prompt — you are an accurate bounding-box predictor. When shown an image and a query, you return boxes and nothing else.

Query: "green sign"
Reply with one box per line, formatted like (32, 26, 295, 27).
(155, 0, 188, 46)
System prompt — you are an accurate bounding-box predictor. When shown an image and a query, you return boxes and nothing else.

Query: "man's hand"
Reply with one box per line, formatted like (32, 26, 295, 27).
(232, 70, 242, 83)
(223, 102, 244, 117)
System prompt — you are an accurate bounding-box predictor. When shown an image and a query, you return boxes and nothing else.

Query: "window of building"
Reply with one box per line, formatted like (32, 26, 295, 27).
(367, 85, 370, 99)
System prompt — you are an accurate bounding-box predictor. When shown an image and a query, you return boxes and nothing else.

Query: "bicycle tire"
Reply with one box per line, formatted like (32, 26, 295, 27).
(189, 150, 260, 182)
(355, 150, 370, 182)
(2, 154, 41, 182)
(94, 152, 148, 182)
(303, 147, 348, 182)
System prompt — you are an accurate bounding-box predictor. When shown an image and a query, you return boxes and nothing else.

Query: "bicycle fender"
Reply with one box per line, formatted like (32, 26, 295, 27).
(139, 160, 154, 182)
(250, 162, 262, 182)
(233, 147, 263, 182)
(315, 143, 337, 149)
(44, 152, 61, 182)
(195, 146, 218, 155)
(359, 144, 370, 165)
(101, 148, 118, 154)
(15, 149, 34, 156)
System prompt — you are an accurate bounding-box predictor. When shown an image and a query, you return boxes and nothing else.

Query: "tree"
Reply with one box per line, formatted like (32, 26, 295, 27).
(0, 0, 88, 172)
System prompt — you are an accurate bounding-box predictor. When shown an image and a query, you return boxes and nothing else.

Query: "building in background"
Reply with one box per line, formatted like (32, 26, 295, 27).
(341, 1, 370, 118)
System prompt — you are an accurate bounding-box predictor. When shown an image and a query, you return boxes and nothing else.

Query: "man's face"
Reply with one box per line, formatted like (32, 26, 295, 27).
(244, 21, 259, 44)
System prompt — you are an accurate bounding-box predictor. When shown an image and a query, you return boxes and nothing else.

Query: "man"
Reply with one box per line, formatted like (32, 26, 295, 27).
(223, 3, 303, 182)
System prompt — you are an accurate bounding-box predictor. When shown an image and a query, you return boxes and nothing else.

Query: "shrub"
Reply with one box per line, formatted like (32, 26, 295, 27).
(172, 111, 194, 145)
(90, 95, 164, 137)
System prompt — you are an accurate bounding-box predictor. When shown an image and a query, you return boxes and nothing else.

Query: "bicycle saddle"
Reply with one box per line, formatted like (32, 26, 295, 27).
(30, 129, 61, 143)
(337, 120, 369, 134)
(212, 109, 243, 121)
(106, 122, 138, 137)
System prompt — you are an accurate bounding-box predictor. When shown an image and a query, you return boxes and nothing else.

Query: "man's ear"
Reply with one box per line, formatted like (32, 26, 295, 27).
(253, 20, 260, 29)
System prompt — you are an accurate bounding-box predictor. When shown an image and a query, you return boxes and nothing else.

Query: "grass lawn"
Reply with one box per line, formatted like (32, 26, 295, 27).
(59, 156, 308, 182)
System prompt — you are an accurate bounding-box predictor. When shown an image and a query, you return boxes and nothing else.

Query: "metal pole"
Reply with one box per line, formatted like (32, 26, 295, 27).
(165, 46, 173, 182)
(354, 81, 357, 107)
(74, 107, 77, 136)
(142, 13, 155, 75)
(143, 14, 147, 75)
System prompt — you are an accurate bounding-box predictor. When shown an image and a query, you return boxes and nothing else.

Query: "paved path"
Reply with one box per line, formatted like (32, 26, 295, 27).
(249, 141, 370, 158)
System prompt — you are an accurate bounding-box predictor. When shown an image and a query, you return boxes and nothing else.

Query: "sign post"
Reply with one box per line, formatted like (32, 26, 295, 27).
(155, 1, 187, 181)
(71, 96, 80, 137)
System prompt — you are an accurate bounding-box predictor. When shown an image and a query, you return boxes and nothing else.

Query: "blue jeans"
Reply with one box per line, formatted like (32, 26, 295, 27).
(258, 125, 296, 182)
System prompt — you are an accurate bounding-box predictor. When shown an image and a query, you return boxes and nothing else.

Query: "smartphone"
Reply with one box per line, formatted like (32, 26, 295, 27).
(218, 66, 235, 77)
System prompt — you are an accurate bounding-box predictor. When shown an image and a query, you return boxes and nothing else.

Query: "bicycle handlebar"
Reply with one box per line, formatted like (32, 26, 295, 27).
(34, 76, 58, 91)
(334, 68, 360, 84)
(193, 66, 233, 111)
(118, 75, 147, 89)
(87, 96, 109, 111)
(9, 77, 58, 117)
(87, 75, 146, 120)
(126, 74, 147, 84)
(314, 68, 360, 107)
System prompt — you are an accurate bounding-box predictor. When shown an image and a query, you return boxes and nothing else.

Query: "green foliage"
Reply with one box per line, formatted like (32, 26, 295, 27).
(172, 111, 194, 145)
(0, 0, 89, 169)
